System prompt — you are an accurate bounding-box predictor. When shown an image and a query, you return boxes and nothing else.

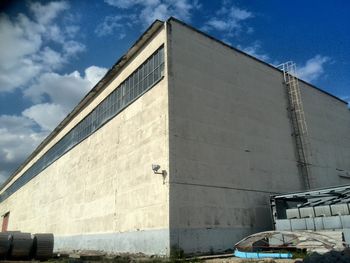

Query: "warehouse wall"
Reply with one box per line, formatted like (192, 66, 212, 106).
(167, 19, 306, 254)
(300, 82, 350, 188)
(0, 26, 170, 255)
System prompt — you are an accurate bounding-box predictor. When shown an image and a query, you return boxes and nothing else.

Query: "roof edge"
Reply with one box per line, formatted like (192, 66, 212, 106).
(167, 17, 348, 105)
(0, 19, 164, 192)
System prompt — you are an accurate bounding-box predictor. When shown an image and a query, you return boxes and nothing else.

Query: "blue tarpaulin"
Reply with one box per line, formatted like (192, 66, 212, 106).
(234, 249, 293, 259)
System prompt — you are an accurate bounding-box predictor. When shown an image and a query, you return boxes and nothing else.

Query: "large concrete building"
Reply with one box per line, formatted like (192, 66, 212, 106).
(0, 18, 349, 255)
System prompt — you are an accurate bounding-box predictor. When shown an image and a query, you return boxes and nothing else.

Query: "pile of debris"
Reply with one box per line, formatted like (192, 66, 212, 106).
(303, 249, 350, 263)
(234, 230, 345, 259)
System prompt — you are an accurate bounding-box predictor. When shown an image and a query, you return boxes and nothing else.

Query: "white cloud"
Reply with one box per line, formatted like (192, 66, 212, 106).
(33, 47, 66, 69)
(229, 6, 252, 20)
(29, 1, 69, 25)
(297, 55, 330, 82)
(142, 0, 197, 25)
(0, 1, 85, 93)
(203, 4, 253, 36)
(62, 40, 86, 56)
(85, 66, 108, 84)
(22, 103, 67, 131)
(95, 15, 135, 38)
(205, 19, 229, 31)
(0, 14, 41, 61)
(24, 66, 107, 110)
(140, 4, 170, 25)
(0, 115, 48, 183)
(65, 25, 80, 37)
(104, 0, 160, 9)
(0, 14, 43, 91)
(0, 2, 107, 183)
(0, 65, 107, 183)
(102, 0, 199, 31)
(238, 42, 270, 62)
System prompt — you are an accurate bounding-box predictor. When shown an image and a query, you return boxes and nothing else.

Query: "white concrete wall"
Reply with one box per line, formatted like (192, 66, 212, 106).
(300, 82, 350, 188)
(167, 19, 349, 254)
(0, 25, 170, 255)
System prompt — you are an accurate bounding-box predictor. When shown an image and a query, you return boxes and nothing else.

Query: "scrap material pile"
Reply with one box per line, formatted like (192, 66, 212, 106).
(0, 231, 53, 260)
(234, 230, 345, 259)
(270, 185, 350, 244)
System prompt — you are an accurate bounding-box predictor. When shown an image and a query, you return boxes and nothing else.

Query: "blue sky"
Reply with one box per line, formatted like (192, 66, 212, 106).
(0, 0, 349, 183)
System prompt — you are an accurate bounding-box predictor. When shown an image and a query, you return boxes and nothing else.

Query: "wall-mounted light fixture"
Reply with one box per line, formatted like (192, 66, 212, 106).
(152, 164, 166, 175)
(152, 164, 167, 184)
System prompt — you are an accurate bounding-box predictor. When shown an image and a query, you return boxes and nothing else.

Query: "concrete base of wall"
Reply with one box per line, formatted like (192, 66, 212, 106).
(54, 228, 169, 255)
(54, 227, 269, 256)
(170, 227, 268, 254)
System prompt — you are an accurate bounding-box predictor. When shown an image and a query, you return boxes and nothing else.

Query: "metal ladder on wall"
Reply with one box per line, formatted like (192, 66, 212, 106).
(278, 61, 313, 189)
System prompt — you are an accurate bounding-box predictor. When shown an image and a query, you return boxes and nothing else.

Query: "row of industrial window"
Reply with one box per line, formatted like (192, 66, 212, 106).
(0, 46, 165, 202)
